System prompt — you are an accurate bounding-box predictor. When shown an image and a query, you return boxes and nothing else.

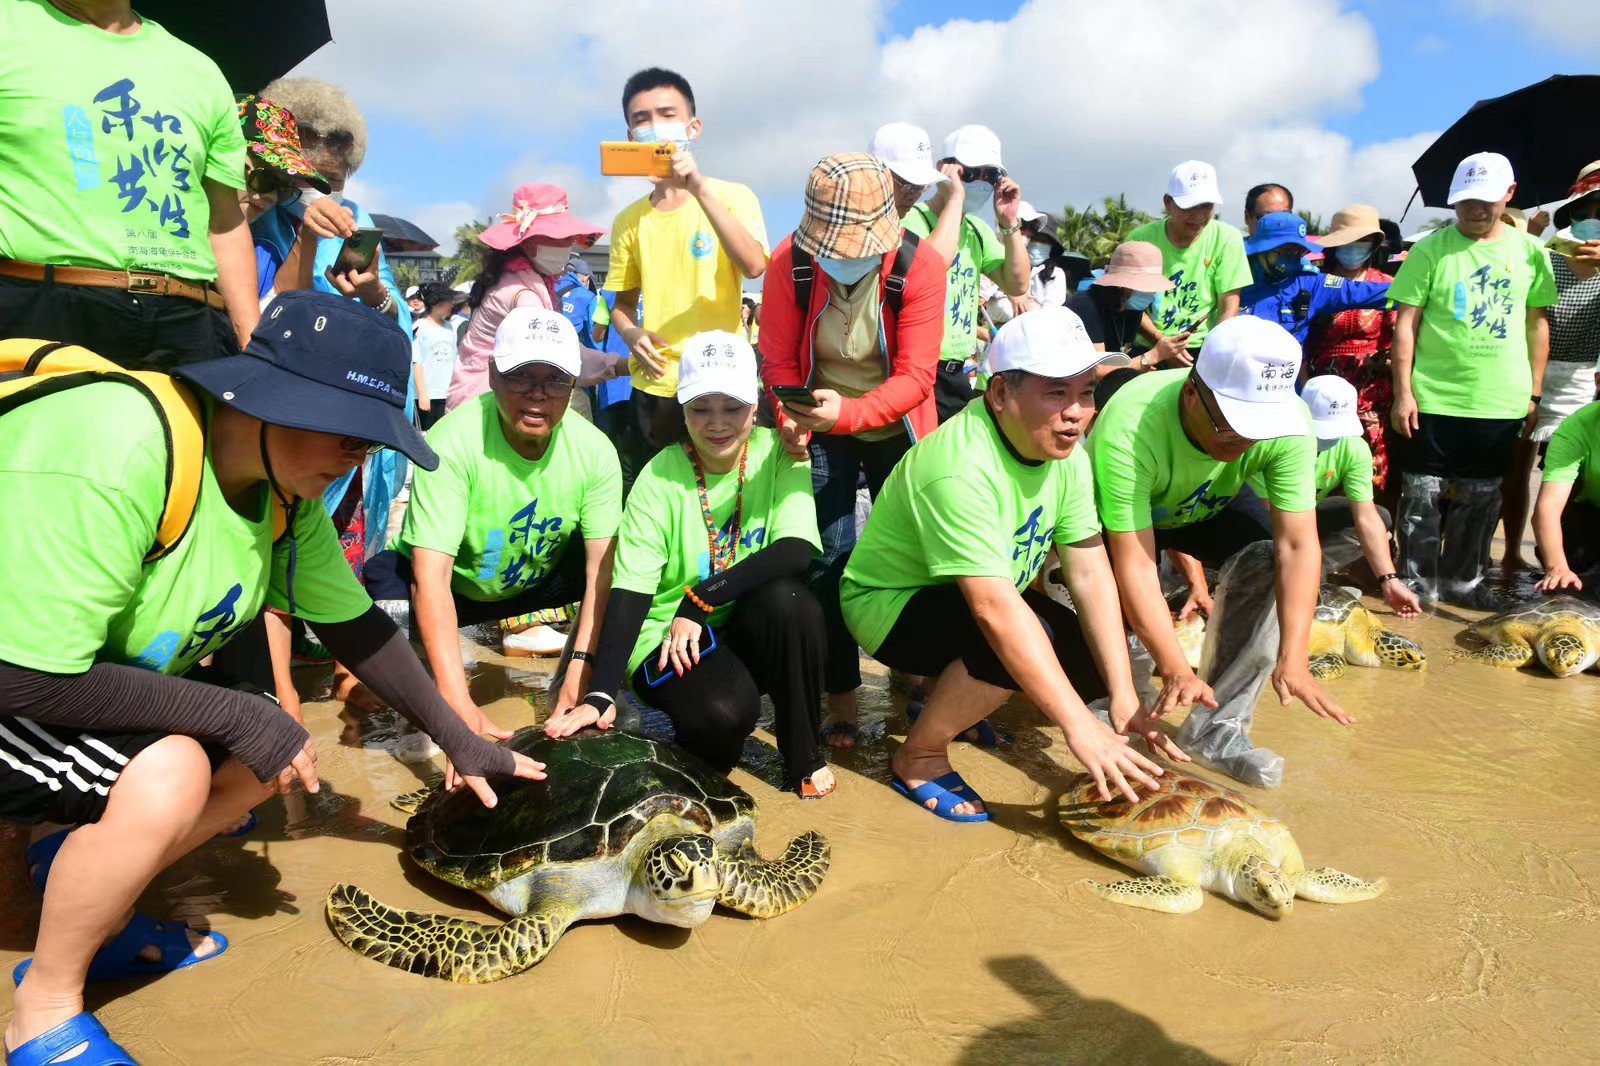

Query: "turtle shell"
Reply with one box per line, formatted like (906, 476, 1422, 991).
(1313, 584, 1361, 626)
(407, 727, 756, 890)
(1059, 771, 1279, 866)
(1472, 594, 1600, 635)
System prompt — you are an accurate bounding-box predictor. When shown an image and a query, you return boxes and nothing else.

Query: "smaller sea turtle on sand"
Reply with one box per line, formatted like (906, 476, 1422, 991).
(1059, 771, 1386, 916)
(1457, 594, 1600, 678)
(1307, 585, 1426, 680)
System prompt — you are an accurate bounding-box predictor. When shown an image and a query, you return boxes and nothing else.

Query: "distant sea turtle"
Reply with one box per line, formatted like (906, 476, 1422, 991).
(327, 728, 830, 983)
(1458, 594, 1600, 677)
(1059, 770, 1386, 916)
(1307, 585, 1426, 680)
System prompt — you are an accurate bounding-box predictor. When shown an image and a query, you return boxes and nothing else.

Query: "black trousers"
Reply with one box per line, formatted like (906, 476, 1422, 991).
(1150, 487, 1273, 567)
(617, 389, 687, 495)
(872, 583, 1108, 701)
(0, 274, 238, 371)
(1561, 499, 1600, 576)
(362, 542, 587, 627)
(1397, 412, 1522, 479)
(631, 578, 825, 788)
(417, 400, 446, 431)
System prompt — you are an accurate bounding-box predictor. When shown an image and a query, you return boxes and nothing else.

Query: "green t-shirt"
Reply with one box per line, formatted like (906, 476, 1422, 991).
(0, 383, 369, 675)
(1387, 225, 1559, 420)
(1249, 434, 1373, 505)
(1125, 218, 1252, 347)
(0, 1, 248, 279)
(610, 428, 820, 678)
(840, 399, 1101, 655)
(904, 204, 1006, 363)
(399, 393, 623, 603)
(1542, 400, 1600, 509)
(1088, 369, 1315, 531)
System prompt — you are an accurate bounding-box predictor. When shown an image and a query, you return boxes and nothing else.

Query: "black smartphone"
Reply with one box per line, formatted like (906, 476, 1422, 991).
(643, 625, 719, 687)
(326, 227, 383, 279)
(772, 385, 819, 409)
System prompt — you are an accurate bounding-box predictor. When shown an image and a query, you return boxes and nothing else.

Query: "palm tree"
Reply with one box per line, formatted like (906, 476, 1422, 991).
(389, 260, 420, 293)
(442, 218, 493, 284)
(1295, 208, 1325, 234)
(1055, 196, 1156, 265)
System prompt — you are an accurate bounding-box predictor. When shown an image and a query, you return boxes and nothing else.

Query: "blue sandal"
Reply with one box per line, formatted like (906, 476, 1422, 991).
(904, 704, 1012, 748)
(4, 1011, 136, 1065)
(24, 828, 69, 891)
(891, 771, 990, 823)
(13, 912, 228, 987)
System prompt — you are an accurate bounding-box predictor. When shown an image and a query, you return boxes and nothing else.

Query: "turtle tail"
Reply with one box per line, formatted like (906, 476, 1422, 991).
(714, 831, 831, 919)
(326, 883, 571, 984)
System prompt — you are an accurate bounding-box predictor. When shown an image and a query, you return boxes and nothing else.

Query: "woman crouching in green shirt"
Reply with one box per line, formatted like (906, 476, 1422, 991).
(0, 293, 542, 1064)
(362, 308, 622, 750)
(546, 332, 834, 798)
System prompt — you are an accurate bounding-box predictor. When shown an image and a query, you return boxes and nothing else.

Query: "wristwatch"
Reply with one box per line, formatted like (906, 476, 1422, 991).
(998, 222, 1022, 237)
(1138, 352, 1153, 368)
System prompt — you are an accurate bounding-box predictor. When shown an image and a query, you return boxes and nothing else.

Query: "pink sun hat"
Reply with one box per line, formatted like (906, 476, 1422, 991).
(477, 182, 607, 252)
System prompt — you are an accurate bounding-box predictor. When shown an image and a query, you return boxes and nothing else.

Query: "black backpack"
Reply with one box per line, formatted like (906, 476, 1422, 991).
(790, 231, 920, 315)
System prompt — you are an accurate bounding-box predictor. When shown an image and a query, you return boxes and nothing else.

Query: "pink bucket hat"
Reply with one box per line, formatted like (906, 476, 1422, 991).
(1093, 241, 1174, 293)
(477, 182, 606, 252)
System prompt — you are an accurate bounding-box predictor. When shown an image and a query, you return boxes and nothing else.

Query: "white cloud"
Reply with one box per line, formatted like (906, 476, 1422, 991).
(1415, 34, 1448, 53)
(1462, 0, 1600, 48)
(1218, 127, 1441, 224)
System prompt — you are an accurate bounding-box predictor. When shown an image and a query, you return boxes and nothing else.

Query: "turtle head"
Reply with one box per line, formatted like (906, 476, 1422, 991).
(1229, 852, 1294, 918)
(1372, 627, 1426, 671)
(1536, 623, 1595, 678)
(634, 834, 719, 928)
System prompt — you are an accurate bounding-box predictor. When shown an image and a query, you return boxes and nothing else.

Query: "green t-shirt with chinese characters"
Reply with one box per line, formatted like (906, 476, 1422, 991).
(0, 383, 370, 676)
(840, 398, 1102, 655)
(610, 428, 820, 679)
(903, 204, 1006, 363)
(1542, 400, 1600, 509)
(399, 393, 623, 603)
(1387, 225, 1559, 420)
(1089, 369, 1315, 531)
(1249, 434, 1373, 505)
(1126, 218, 1252, 347)
(0, 1, 247, 279)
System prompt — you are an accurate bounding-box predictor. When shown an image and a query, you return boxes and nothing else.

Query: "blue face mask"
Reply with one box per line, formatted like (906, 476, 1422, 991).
(631, 121, 690, 146)
(1573, 218, 1600, 241)
(1333, 243, 1373, 269)
(963, 180, 994, 213)
(1125, 290, 1157, 312)
(1257, 251, 1298, 280)
(1027, 242, 1051, 267)
(817, 255, 879, 285)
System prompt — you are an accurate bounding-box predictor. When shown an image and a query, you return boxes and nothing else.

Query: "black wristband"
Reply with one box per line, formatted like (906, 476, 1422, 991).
(569, 650, 595, 664)
(580, 692, 616, 714)
(674, 595, 711, 628)
(1531, 395, 1543, 405)
(1376, 572, 1399, 585)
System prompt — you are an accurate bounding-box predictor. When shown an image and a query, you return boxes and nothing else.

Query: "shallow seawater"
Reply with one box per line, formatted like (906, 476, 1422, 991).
(4, 600, 1600, 1064)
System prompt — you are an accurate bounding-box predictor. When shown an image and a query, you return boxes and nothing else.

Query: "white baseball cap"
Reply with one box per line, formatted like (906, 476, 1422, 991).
(868, 122, 947, 188)
(492, 307, 581, 377)
(1016, 200, 1044, 224)
(942, 125, 1004, 171)
(1193, 316, 1306, 441)
(1301, 375, 1364, 440)
(677, 330, 759, 406)
(983, 306, 1130, 378)
(1447, 151, 1516, 205)
(1166, 160, 1222, 210)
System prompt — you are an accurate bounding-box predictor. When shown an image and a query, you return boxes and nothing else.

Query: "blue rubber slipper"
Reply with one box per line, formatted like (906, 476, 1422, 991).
(219, 810, 258, 838)
(4, 1011, 137, 1066)
(904, 704, 1013, 749)
(891, 771, 990, 823)
(13, 912, 227, 987)
(24, 829, 69, 891)
(820, 721, 858, 747)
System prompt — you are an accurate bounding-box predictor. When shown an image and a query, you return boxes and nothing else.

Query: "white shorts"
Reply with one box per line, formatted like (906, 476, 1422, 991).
(1533, 361, 1599, 442)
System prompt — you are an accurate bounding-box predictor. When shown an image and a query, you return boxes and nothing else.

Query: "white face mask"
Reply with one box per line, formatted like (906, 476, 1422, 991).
(631, 121, 691, 146)
(531, 243, 576, 277)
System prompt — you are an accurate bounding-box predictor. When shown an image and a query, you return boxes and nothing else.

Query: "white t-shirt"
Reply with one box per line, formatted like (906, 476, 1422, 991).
(1029, 262, 1070, 308)
(412, 319, 458, 400)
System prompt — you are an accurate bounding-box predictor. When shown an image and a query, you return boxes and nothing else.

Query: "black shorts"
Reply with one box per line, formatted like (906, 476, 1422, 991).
(934, 363, 975, 424)
(872, 583, 1108, 700)
(1399, 412, 1522, 479)
(1149, 487, 1273, 568)
(0, 274, 238, 372)
(363, 540, 587, 628)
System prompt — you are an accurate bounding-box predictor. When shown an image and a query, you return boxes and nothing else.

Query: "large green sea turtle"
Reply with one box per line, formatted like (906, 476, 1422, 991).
(1059, 770, 1386, 916)
(327, 727, 830, 983)
(1457, 594, 1600, 677)
(1306, 585, 1426, 680)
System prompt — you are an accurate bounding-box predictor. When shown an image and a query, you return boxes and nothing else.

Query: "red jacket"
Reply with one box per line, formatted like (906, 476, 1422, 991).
(758, 233, 947, 442)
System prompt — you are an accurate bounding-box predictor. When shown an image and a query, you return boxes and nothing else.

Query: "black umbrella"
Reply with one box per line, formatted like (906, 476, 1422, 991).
(370, 214, 439, 250)
(136, 1, 332, 93)
(1411, 75, 1600, 209)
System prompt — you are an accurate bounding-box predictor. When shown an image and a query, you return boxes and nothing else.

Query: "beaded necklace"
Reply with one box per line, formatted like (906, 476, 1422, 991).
(684, 439, 748, 574)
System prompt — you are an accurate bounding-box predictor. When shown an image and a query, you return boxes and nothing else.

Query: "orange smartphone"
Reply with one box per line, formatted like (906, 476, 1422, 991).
(600, 141, 676, 178)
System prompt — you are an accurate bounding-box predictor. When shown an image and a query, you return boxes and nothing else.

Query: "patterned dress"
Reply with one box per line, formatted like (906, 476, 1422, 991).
(1303, 266, 1396, 489)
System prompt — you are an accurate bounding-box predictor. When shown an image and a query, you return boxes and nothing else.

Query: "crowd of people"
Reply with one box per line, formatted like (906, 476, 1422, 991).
(2, 3, 1599, 1062)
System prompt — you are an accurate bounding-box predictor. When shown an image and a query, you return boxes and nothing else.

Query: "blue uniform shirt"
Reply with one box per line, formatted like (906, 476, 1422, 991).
(1239, 271, 1391, 344)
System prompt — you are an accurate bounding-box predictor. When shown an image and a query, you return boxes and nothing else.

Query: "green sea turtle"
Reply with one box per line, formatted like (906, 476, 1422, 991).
(1457, 594, 1600, 677)
(1306, 584, 1426, 680)
(327, 727, 830, 983)
(1060, 770, 1386, 916)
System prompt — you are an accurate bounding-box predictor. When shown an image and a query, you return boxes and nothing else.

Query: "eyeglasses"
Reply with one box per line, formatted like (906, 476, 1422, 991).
(1190, 375, 1247, 443)
(499, 370, 575, 398)
(339, 436, 385, 455)
(245, 166, 301, 207)
(891, 174, 930, 198)
(953, 164, 1003, 185)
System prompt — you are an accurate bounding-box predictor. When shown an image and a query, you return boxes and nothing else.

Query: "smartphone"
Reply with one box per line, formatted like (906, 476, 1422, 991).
(1546, 234, 1584, 258)
(326, 227, 383, 279)
(772, 385, 820, 409)
(643, 625, 718, 687)
(600, 141, 676, 178)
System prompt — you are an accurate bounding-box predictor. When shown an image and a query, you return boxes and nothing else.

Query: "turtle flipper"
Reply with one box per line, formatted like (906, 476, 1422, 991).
(390, 786, 436, 815)
(1307, 653, 1347, 681)
(1452, 643, 1534, 669)
(1081, 875, 1204, 913)
(326, 883, 572, 983)
(714, 831, 830, 918)
(1292, 867, 1386, 904)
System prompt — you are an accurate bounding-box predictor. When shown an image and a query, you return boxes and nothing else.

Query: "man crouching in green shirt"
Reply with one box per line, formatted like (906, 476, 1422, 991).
(1090, 316, 1350, 789)
(842, 308, 1181, 820)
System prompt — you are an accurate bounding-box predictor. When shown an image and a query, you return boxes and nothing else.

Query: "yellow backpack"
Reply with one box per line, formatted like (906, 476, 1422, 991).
(0, 339, 287, 563)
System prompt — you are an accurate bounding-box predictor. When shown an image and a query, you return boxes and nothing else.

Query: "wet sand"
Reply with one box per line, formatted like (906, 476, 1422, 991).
(4, 600, 1600, 1064)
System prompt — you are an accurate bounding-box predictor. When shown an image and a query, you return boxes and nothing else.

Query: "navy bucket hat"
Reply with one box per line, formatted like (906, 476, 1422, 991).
(178, 290, 437, 471)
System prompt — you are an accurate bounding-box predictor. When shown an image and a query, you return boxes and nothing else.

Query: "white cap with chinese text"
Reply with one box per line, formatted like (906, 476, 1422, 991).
(677, 330, 759, 406)
(1193, 315, 1307, 441)
(1301, 374, 1364, 440)
(1166, 160, 1223, 210)
(492, 307, 581, 377)
(983, 306, 1130, 378)
(1447, 151, 1516, 205)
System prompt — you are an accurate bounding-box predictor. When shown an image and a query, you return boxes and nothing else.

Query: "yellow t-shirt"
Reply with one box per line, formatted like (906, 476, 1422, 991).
(603, 179, 768, 397)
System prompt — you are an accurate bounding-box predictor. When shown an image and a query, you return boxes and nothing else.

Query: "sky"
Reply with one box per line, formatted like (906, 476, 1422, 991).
(284, 0, 1600, 258)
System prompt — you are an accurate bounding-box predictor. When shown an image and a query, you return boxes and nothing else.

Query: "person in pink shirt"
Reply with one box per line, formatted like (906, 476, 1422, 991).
(447, 183, 606, 411)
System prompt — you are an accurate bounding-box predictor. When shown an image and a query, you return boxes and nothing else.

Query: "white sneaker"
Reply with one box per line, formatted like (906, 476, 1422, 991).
(502, 624, 568, 657)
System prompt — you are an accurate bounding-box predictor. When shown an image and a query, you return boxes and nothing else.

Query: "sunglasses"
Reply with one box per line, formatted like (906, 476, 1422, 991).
(499, 370, 575, 398)
(338, 436, 385, 455)
(943, 163, 1003, 185)
(245, 166, 301, 207)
